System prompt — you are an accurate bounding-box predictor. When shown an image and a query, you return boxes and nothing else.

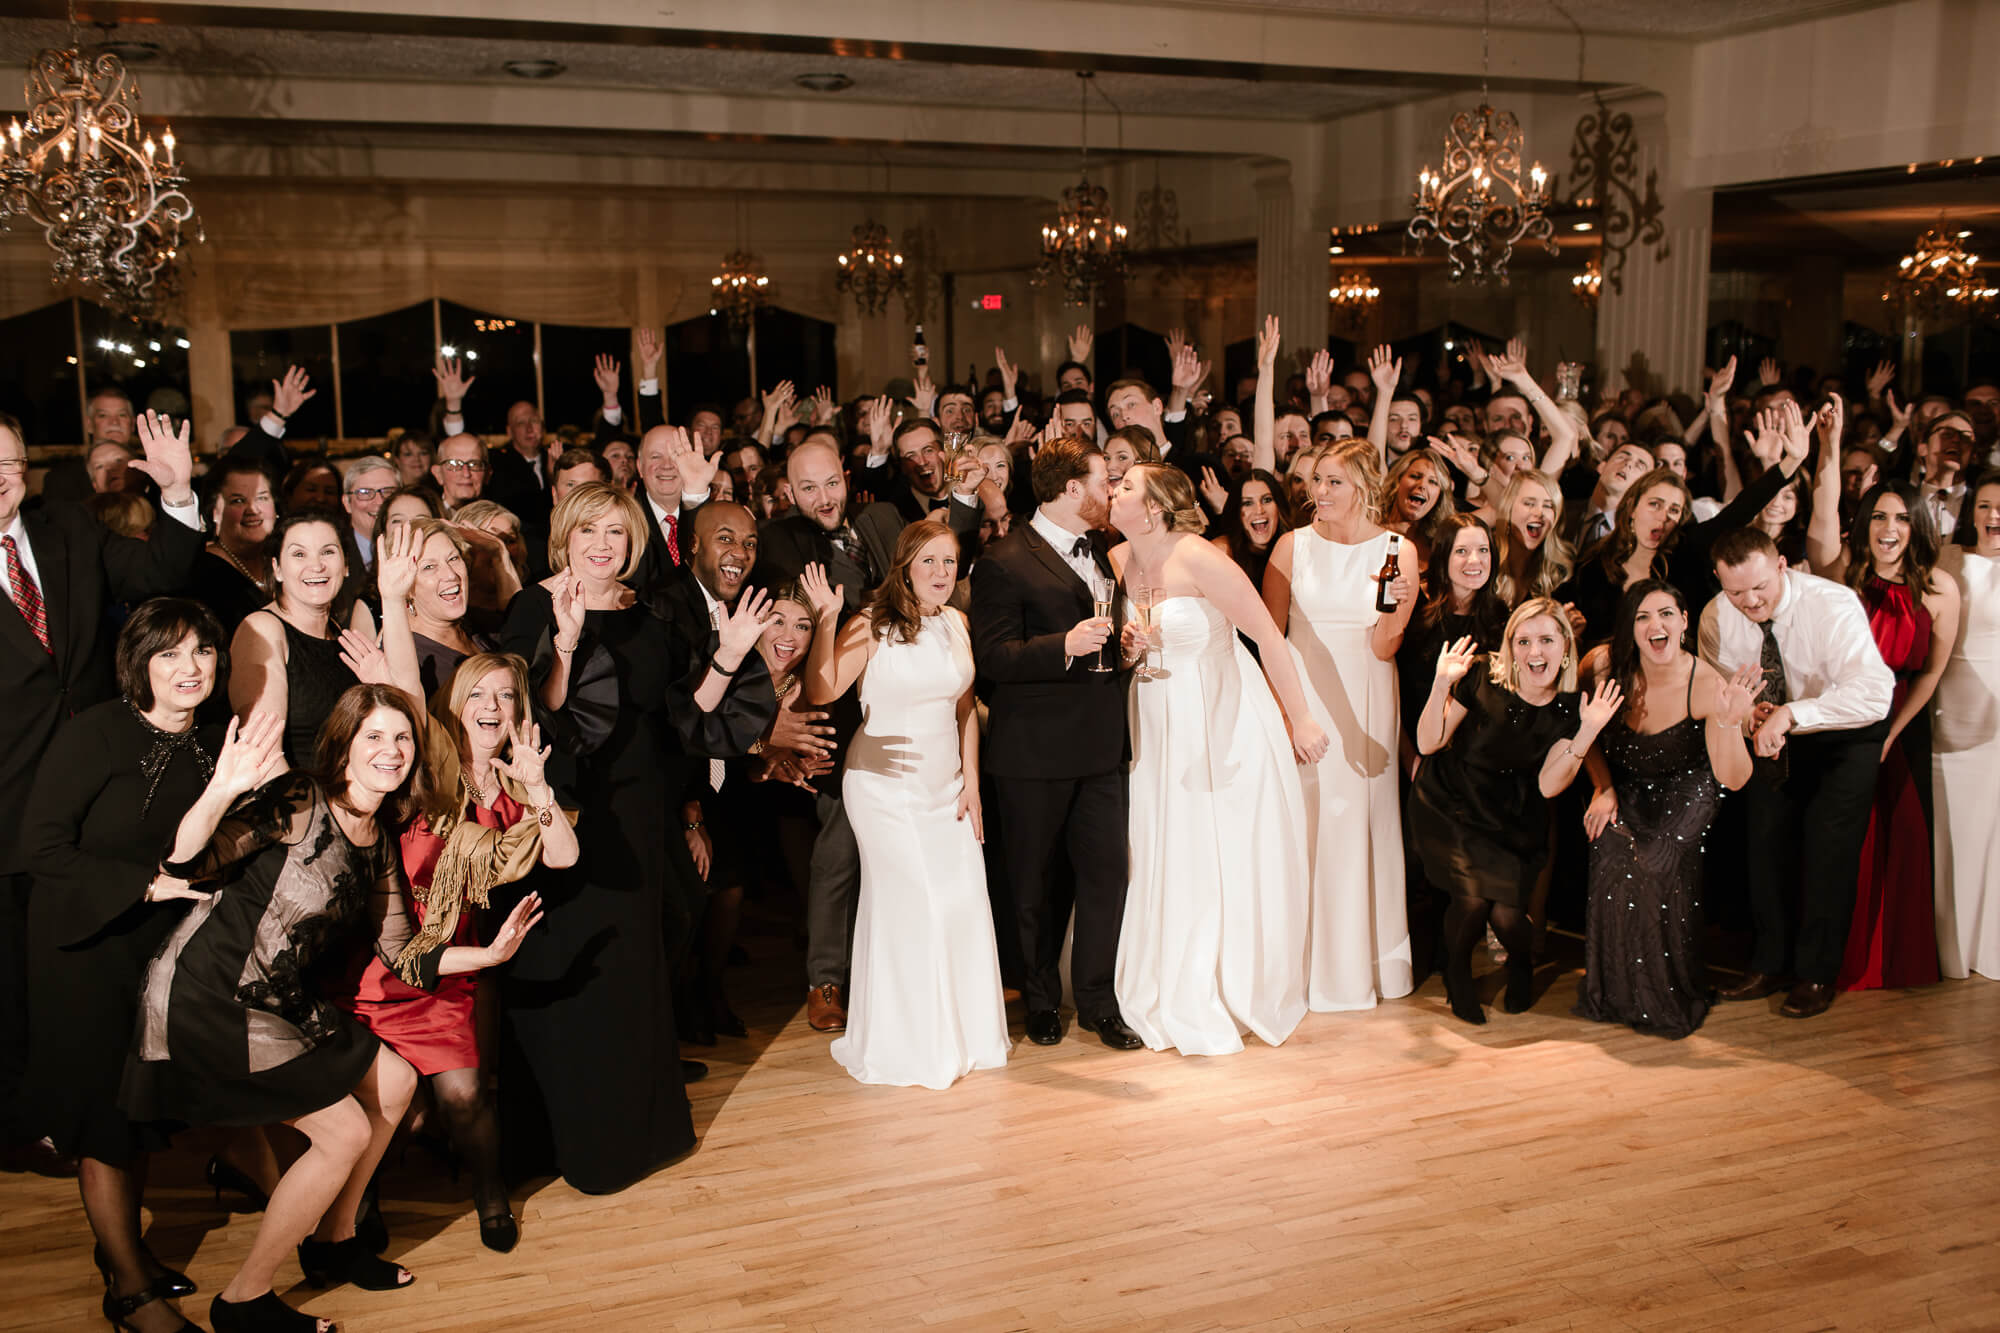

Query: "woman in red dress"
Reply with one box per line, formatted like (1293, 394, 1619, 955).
(1834, 482, 1960, 989)
(338, 651, 576, 1251)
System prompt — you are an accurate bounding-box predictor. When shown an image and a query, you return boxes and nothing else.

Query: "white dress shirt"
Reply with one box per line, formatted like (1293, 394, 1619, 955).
(3, 492, 199, 606)
(1699, 568, 1894, 734)
(1030, 507, 1099, 590)
(1922, 481, 1965, 538)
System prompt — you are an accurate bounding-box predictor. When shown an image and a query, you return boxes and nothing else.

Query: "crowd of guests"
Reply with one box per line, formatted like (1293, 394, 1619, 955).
(1, 318, 1996, 1332)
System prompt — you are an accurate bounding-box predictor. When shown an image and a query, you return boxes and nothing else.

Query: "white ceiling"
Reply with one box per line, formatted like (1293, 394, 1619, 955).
(1157, 0, 1883, 38)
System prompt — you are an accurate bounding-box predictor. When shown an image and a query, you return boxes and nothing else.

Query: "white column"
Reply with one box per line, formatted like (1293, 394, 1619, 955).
(1592, 94, 1711, 400)
(1252, 157, 1327, 362)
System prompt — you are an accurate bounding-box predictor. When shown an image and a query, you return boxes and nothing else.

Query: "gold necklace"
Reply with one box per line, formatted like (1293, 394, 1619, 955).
(212, 538, 268, 588)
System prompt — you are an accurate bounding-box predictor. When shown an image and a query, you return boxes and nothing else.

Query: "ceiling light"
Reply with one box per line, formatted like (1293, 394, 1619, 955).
(502, 59, 565, 80)
(794, 72, 854, 93)
(1329, 244, 1345, 255)
(1571, 221, 1594, 232)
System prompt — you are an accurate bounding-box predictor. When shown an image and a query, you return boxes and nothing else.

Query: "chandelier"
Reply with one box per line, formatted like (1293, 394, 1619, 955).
(1571, 258, 1602, 309)
(0, 40, 198, 317)
(1565, 95, 1668, 296)
(834, 218, 906, 316)
(709, 248, 770, 329)
(1328, 270, 1381, 329)
(1406, 2, 1553, 283)
(1883, 226, 1995, 324)
(1034, 71, 1128, 307)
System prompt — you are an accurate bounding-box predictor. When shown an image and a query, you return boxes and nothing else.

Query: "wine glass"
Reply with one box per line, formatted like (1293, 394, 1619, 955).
(1131, 585, 1160, 682)
(1088, 573, 1115, 673)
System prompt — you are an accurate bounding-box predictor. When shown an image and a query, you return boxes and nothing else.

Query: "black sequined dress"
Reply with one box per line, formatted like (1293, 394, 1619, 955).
(1573, 673, 1720, 1039)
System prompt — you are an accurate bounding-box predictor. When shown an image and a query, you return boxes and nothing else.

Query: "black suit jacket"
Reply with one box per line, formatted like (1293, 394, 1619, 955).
(0, 502, 203, 874)
(752, 502, 903, 613)
(628, 490, 697, 600)
(853, 455, 986, 545)
(649, 573, 780, 801)
(970, 521, 1126, 781)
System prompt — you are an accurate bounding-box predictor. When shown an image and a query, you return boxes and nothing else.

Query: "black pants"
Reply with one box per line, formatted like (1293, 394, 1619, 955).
(0, 872, 27, 1142)
(1743, 720, 1887, 984)
(991, 771, 1127, 1022)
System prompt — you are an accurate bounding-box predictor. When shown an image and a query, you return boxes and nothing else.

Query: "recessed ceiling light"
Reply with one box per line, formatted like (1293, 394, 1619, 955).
(794, 72, 854, 93)
(503, 59, 566, 80)
(95, 40, 161, 63)
(1329, 244, 1345, 255)
(1958, 229, 1974, 238)
(1571, 221, 1594, 232)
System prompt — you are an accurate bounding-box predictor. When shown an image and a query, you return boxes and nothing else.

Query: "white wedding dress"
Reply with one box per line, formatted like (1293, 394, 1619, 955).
(832, 610, 1010, 1089)
(1117, 596, 1311, 1055)
(1934, 546, 2000, 980)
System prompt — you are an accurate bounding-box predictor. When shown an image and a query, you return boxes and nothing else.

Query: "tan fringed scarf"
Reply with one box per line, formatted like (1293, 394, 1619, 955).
(393, 716, 576, 987)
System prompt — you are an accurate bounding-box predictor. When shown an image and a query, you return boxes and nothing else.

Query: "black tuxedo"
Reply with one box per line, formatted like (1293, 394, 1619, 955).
(752, 501, 903, 616)
(0, 499, 200, 1141)
(629, 489, 695, 599)
(853, 455, 986, 546)
(970, 519, 1129, 1022)
(486, 447, 553, 580)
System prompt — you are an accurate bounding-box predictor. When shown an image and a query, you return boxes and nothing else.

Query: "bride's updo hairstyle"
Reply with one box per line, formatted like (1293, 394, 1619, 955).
(1128, 463, 1208, 536)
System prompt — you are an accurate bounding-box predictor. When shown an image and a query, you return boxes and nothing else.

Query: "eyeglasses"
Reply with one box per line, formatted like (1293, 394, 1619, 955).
(1929, 426, 1970, 448)
(0, 459, 27, 476)
(437, 460, 487, 473)
(347, 485, 394, 501)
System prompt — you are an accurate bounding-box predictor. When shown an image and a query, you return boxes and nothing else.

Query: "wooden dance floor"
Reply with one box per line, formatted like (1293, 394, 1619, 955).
(4, 946, 1997, 1332)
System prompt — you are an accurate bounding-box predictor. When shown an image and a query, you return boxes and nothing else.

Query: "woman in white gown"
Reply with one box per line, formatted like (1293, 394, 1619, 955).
(1110, 464, 1328, 1056)
(1934, 474, 2000, 980)
(801, 521, 1009, 1088)
(1262, 438, 1419, 1012)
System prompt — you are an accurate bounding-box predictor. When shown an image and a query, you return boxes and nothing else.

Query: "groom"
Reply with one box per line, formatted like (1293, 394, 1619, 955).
(970, 435, 1142, 1050)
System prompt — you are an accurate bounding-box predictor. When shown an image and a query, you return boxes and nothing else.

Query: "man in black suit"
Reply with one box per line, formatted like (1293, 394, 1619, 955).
(627, 425, 714, 597)
(1106, 376, 1223, 506)
(855, 415, 986, 540)
(750, 435, 905, 1033)
(0, 409, 203, 1173)
(969, 435, 1141, 1050)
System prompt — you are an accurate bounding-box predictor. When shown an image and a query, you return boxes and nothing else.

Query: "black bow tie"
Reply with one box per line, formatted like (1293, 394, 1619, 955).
(1071, 536, 1091, 560)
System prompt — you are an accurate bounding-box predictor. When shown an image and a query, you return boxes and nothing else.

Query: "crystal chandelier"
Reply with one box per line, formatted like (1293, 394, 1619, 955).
(1883, 226, 1995, 324)
(1327, 270, 1381, 330)
(0, 36, 198, 317)
(709, 248, 770, 329)
(834, 218, 906, 317)
(1571, 258, 1602, 309)
(1406, 1, 1553, 283)
(1034, 71, 1128, 307)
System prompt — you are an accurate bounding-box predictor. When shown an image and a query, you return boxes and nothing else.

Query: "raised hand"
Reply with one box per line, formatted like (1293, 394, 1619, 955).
(1305, 347, 1333, 399)
(548, 572, 586, 649)
(1488, 340, 1529, 384)
(1435, 634, 1479, 685)
(716, 586, 772, 658)
(1758, 356, 1781, 388)
(1199, 465, 1228, 514)
(433, 355, 475, 410)
(1773, 398, 1812, 471)
(1171, 342, 1206, 394)
(951, 452, 987, 497)
(1429, 432, 1483, 479)
(1067, 323, 1093, 364)
(491, 720, 554, 794)
(809, 385, 836, 426)
(1744, 409, 1784, 469)
(1583, 786, 1621, 841)
(1464, 341, 1492, 387)
(1368, 344, 1403, 398)
(1004, 414, 1037, 447)
(799, 562, 845, 624)
(593, 354, 622, 403)
(375, 517, 421, 605)
(911, 368, 938, 418)
(865, 394, 895, 455)
(1865, 358, 1896, 401)
(338, 626, 392, 685)
(1712, 663, 1761, 732)
(762, 379, 796, 424)
(129, 408, 194, 505)
(1165, 326, 1188, 365)
(994, 346, 1019, 400)
(1884, 388, 1912, 435)
(213, 711, 285, 802)
(635, 327, 662, 379)
(272, 365, 316, 419)
(1814, 391, 1844, 453)
(667, 425, 719, 495)
(1576, 679, 1626, 739)
(1705, 354, 1737, 409)
(1255, 314, 1281, 371)
(480, 892, 544, 968)
(1041, 412, 1067, 447)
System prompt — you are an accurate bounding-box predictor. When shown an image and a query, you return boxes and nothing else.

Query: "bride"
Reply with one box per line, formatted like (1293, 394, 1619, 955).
(1109, 463, 1328, 1055)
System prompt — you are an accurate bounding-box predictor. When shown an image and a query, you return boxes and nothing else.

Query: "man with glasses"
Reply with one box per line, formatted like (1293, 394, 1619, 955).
(1919, 412, 1974, 538)
(341, 456, 397, 570)
(432, 434, 489, 514)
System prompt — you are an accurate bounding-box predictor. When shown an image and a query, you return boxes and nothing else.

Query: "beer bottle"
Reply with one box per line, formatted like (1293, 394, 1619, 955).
(912, 324, 927, 368)
(1374, 532, 1403, 614)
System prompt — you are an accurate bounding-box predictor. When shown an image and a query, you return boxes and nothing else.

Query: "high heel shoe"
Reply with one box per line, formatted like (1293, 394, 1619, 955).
(203, 1156, 269, 1212)
(478, 1211, 519, 1254)
(95, 1242, 195, 1299)
(210, 1291, 326, 1332)
(354, 1179, 389, 1255)
(1443, 967, 1487, 1026)
(103, 1282, 199, 1332)
(296, 1236, 412, 1292)
(1502, 956, 1537, 1014)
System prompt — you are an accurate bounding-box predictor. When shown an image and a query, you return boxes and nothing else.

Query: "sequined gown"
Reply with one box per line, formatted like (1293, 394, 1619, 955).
(1839, 575, 1938, 990)
(1573, 671, 1719, 1039)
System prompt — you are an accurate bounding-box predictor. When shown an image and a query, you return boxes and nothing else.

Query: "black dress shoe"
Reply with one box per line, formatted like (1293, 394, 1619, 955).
(1715, 971, 1787, 1002)
(1024, 1009, 1063, 1045)
(479, 1211, 520, 1254)
(681, 1058, 710, 1083)
(1082, 1014, 1144, 1050)
(2, 1135, 78, 1178)
(1779, 981, 1836, 1019)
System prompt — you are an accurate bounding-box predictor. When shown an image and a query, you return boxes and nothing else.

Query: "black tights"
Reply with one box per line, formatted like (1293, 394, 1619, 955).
(429, 1067, 507, 1221)
(1442, 895, 1535, 1022)
(80, 1155, 187, 1332)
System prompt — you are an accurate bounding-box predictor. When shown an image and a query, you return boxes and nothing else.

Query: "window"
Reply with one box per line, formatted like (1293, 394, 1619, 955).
(230, 324, 336, 447)
(337, 303, 437, 439)
(539, 323, 631, 432)
(0, 301, 83, 446)
(439, 302, 536, 434)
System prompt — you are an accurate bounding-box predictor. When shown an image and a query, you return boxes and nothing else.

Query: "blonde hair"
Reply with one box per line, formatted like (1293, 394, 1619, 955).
(1128, 462, 1207, 535)
(1491, 469, 1572, 604)
(547, 480, 648, 580)
(1305, 438, 1384, 525)
(451, 499, 519, 535)
(409, 517, 470, 566)
(1489, 596, 1579, 693)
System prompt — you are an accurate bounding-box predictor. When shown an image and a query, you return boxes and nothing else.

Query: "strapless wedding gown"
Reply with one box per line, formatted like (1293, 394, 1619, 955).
(1116, 596, 1311, 1055)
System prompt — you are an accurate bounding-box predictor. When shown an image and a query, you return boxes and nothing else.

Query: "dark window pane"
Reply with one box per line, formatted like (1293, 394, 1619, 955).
(79, 299, 192, 436)
(0, 301, 82, 446)
(540, 323, 630, 434)
(439, 302, 536, 434)
(339, 302, 437, 439)
(664, 313, 751, 428)
(230, 324, 336, 450)
(748, 306, 837, 413)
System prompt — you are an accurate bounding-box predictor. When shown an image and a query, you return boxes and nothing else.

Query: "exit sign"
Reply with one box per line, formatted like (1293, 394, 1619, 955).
(972, 294, 1005, 310)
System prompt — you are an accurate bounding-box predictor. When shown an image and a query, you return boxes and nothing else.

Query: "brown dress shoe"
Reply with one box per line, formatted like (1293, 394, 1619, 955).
(806, 983, 847, 1032)
(1780, 981, 1836, 1019)
(1715, 971, 1786, 1002)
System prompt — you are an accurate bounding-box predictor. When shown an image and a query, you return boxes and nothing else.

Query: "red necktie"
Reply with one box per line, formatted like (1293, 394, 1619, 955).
(665, 513, 681, 565)
(2, 534, 50, 655)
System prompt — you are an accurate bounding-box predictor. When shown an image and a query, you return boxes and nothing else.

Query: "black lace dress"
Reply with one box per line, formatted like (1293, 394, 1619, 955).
(119, 773, 393, 1127)
(1572, 673, 1720, 1039)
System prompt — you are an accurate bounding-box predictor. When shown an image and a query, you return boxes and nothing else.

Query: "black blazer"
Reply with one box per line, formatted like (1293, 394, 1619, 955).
(970, 521, 1126, 781)
(853, 455, 986, 545)
(752, 501, 903, 613)
(650, 572, 781, 801)
(628, 490, 696, 599)
(0, 502, 203, 874)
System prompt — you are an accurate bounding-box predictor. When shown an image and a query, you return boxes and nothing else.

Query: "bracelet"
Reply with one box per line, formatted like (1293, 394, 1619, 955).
(554, 637, 579, 655)
(685, 820, 704, 831)
(709, 655, 739, 677)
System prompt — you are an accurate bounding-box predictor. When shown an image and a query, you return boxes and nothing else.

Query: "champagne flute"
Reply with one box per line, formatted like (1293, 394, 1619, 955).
(1131, 584, 1159, 682)
(1088, 573, 1115, 673)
